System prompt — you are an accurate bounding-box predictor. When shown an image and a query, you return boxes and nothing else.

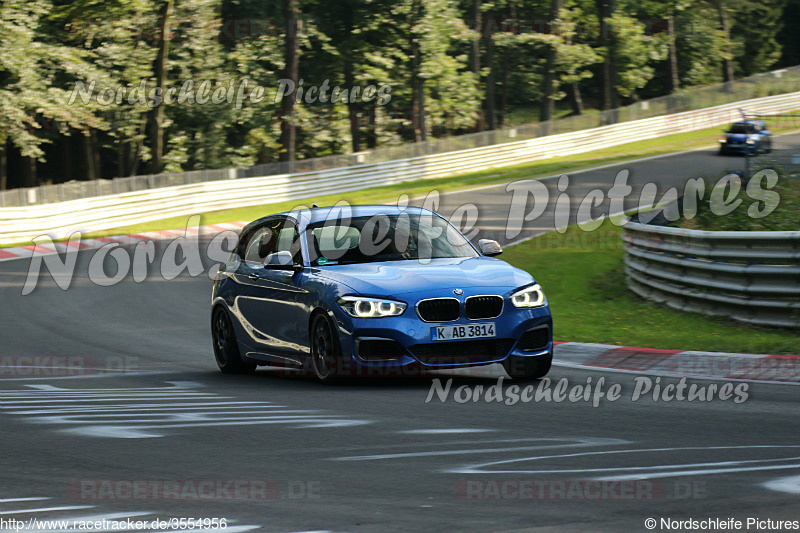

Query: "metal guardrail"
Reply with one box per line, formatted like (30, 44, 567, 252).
(3, 65, 800, 208)
(623, 222, 800, 328)
(2, 91, 800, 245)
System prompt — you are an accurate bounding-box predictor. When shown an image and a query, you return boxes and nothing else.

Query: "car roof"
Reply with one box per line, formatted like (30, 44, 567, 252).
(246, 204, 436, 229)
(732, 120, 766, 127)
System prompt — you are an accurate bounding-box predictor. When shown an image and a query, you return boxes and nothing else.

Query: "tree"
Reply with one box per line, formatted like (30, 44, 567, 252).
(0, 0, 101, 189)
(730, 0, 784, 77)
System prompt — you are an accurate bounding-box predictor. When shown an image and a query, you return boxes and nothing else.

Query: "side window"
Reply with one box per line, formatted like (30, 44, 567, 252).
(242, 219, 283, 265)
(276, 221, 302, 265)
(244, 228, 269, 264)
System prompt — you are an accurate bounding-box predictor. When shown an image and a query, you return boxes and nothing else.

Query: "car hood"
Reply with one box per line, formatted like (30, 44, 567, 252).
(726, 133, 762, 142)
(312, 257, 534, 298)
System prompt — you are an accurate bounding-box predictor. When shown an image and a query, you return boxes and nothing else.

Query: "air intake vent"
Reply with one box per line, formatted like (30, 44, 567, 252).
(410, 339, 515, 365)
(416, 298, 461, 322)
(465, 295, 503, 320)
(517, 327, 550, 352)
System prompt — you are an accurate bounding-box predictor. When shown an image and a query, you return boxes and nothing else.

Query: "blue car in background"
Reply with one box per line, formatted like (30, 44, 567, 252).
(718, 120, 772, 155)
(211, 205, 553, 382)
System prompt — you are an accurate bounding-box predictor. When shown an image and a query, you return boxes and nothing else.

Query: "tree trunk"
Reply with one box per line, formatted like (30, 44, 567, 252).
(598, 0, 618, 120)
(570, 82, 584, 115)
(667, 15, 679, 93)
(117, 142, 126, 179)
(62, 135, 73, 182)
(366, 99, 377, 149)
(0, 141, 7, 191)
(91, 129, 102, 179)
(472, 0, 484, 130)
(485, 24, 496, 130)
(499, 50, 508, 128)
(22, 156, 37, 188)
(279, 0, 300, 163)
(540, 0, 562, 127)
(410, 1, 427, 143)
(130, 117, 148, 176)
(149, 0, 173, 174)
(344, 59, 361, 153)
(718, 0, 734, 89)
(83, 132, 97, 180)
(499, 4, 515, 128)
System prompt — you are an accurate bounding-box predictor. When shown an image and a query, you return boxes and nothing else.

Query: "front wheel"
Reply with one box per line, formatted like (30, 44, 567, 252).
(310, 314, 342, 383)
(502, 351, 552, 381)
(212, 307, 256, 374)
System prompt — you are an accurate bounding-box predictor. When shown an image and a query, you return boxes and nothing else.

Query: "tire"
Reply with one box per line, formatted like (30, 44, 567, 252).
(502, 351, 552, 381)
(212, 307, 256, 374)
(765, 140, 772, 153)
(310, 313, 342, 383)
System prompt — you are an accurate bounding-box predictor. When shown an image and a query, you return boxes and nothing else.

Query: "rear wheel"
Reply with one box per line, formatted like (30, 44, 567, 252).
(310, 314, 342, 383)
(502, 351, 552, 381)
(212, 307, 256, 374)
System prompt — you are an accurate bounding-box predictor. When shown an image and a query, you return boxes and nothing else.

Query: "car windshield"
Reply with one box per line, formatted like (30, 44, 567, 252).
(728, 124, 755, 134)
(305, 213, 479, 266)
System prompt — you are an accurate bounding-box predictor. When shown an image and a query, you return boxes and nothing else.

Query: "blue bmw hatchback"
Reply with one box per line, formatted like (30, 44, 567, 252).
(718, 120, 772, 155)
(211, 205, 553, 382)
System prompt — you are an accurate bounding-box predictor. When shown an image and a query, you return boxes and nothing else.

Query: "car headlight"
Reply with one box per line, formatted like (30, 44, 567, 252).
(718, 138, 727, 143)
(746, 139, 755, 144)
(338, 296, 407, 318)
(510, 284, 546, 308)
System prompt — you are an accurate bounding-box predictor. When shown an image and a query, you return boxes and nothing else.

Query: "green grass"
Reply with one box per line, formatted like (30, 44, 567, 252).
(18, 114, 798, 247)
(501, 220, 800, 354)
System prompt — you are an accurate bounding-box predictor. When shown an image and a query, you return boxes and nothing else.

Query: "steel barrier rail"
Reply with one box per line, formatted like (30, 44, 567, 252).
(2, 92, 800, 245)
(623, 222, 800, 328)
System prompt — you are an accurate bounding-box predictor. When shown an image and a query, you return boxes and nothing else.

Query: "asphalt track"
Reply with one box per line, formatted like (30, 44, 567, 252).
(2, 136, 800, 532)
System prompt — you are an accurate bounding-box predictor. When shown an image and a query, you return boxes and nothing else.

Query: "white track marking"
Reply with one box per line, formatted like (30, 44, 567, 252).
(335, 437, 627, 461)
(7, 403, 282, 415)
(397, 429, 495, 435)
(602, 463, 800, 481)
(763, 474, 800, 494)
(0, 371, 172, 382)
(446, 444, 800, 476)
(1, 382, 371, 438)
(2, 505, 94, 515)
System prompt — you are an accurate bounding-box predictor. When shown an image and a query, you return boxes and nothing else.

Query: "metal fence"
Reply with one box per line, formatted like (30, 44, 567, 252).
(3, 65, 800, 208)
(623, 222, 800, 328)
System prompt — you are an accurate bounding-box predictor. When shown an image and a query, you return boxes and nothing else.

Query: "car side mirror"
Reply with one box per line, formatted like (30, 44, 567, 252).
(264, 251, 296, 270)
(479, 239, 503, 257)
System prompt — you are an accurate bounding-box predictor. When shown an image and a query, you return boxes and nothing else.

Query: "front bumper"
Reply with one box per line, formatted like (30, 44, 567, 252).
(331, 291, 553, 369)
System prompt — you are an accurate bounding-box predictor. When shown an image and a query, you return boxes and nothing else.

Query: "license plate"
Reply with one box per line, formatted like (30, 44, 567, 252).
(432, 323, 496, 341)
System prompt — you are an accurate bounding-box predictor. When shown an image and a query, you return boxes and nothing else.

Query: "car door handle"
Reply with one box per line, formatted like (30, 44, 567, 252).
(248, 273, 262, 281)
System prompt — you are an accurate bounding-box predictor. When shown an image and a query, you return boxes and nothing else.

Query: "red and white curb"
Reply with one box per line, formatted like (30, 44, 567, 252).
(0, 222, 248, 263)
(554, 342, 800, 384)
